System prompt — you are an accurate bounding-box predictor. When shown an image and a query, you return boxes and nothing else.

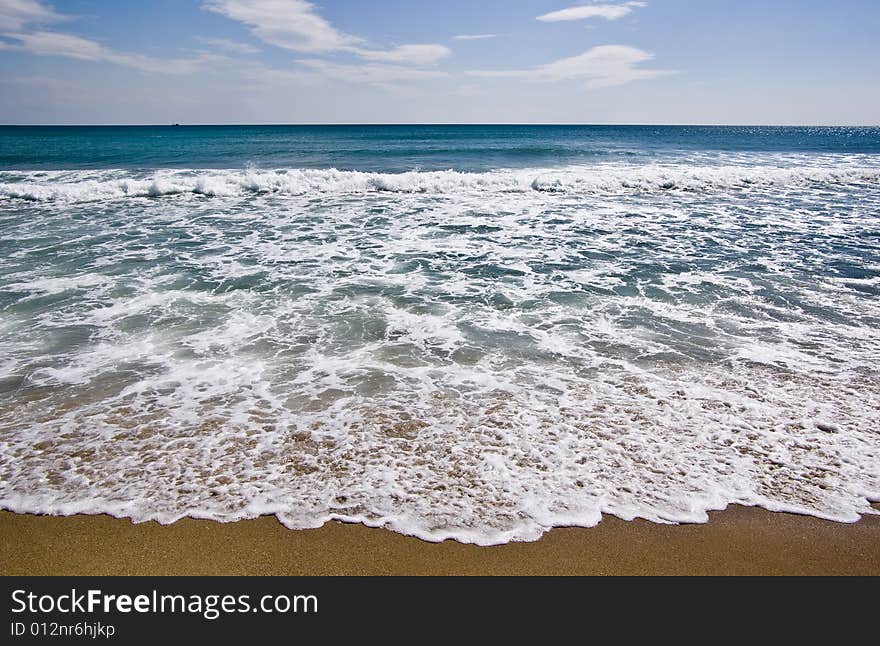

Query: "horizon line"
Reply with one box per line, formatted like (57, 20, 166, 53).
(1, 123, 878, 128)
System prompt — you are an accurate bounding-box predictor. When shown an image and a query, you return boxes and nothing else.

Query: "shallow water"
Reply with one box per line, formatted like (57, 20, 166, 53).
(1, 126, 878, 544)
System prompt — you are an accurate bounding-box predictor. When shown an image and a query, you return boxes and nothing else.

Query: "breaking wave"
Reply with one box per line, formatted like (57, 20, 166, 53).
(2, 163, 880, 203)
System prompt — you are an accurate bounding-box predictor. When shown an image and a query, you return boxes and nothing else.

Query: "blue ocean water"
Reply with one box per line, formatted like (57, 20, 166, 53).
(2, 124, 880, 171)
(0, 126, 878, 544)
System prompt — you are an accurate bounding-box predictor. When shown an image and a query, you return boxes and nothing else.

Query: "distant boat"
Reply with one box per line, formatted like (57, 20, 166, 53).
(172, 123, 181, 127)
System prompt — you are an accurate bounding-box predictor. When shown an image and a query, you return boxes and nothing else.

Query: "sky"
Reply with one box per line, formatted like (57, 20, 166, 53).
(0, 0, 878, 125)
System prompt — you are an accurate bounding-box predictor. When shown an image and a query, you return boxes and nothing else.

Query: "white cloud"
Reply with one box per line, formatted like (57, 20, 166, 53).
(296, 58, 448, 84)
(2, 30, 107, 59)
(355, 44, 450, 65)
(452, 34, 499, 41)
(0, 0, 62, 31)
(203, 0, 359, 53)
(468, 44, 670, 89)
(0, 0, 447, 83)
(203, 0, 450, 68)
(0, 1, 212, 73)
(537, 2, 646, 23)
(197, 37, 260, 54)
(1, 30, 212, 73)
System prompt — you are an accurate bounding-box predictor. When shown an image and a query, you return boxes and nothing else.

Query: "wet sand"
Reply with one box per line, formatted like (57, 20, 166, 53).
(1, 506, 878, 575)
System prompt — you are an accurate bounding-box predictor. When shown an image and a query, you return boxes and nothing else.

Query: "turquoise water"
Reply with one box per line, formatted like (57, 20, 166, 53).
(0, 126, 878, 543)
(3, 125, 880, 171)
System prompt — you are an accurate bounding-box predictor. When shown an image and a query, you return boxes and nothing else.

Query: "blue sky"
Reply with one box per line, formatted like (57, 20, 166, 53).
(0, 0, 878, 124)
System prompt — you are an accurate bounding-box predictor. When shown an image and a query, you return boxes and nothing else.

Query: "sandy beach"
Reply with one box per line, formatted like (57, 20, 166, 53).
(1, 506, 877, 576)
(2, 0, 880, 591)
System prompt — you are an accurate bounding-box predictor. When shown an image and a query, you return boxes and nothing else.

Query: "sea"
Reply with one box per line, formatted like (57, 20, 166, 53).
(0, 125, 878, 545)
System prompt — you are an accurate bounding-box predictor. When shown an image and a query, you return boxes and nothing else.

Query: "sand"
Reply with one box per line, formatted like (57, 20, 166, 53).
(1, 505, 878, 575)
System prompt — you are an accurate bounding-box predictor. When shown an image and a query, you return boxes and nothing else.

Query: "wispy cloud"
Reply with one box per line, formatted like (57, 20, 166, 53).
(295, 58, 448, 85)
(468, 44, 670, 88)
(0, 29, 214, 73)
(0, 0, 212, 73)
(0, 0, 450, 84)
(204, 0, 450, 66)
(197, 37, 260, 55)
(0, 0, 63, 31)
(537, 2, 646, 23)
(452, 34, 499, 41)
(202, 0, 359, 53)
(355, 44, 450, 66)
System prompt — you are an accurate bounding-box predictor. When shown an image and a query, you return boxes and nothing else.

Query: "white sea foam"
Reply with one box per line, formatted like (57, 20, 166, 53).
(0, 156, 879, 544)
(1, 161, 879, 203)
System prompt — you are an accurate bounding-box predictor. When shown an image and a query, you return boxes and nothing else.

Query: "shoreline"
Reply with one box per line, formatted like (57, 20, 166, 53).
(1, 506, 878, 576)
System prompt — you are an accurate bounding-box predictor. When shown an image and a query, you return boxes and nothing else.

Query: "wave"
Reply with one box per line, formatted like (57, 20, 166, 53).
(1, 153, 879, 544)
(2, 164, 879, 203)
